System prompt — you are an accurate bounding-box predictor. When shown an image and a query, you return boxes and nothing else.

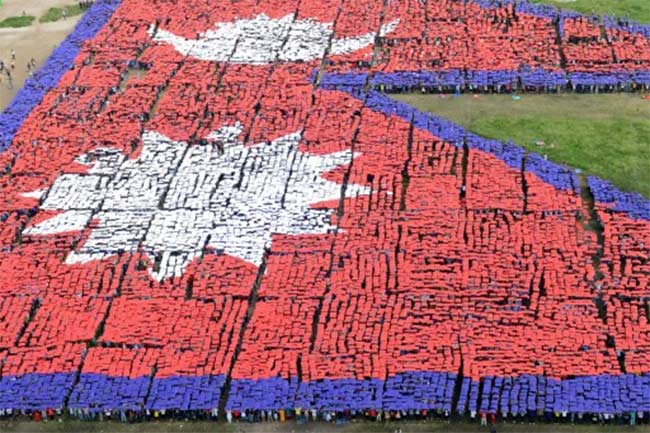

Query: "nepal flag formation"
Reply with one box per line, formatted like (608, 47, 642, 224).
(0, 0, 649, 415)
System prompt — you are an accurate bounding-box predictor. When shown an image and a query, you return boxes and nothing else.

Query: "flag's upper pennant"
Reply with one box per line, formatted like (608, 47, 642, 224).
(25, 124, 367, 280)
(151, 13, 399, 64)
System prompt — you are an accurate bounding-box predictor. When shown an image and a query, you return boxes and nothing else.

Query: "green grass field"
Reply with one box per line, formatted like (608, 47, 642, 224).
(0, 15, 35, 28)
(392, 93, 650, 197)
(39, 5, 85, 23)
(532, 0, 650, 23)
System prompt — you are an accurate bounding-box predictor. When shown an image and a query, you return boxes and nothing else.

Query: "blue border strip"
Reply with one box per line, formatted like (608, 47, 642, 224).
(0, 0, 121, 151)
(368, 69, 650, 88)
(588, 177, 650, 219)
(225, 372, 650, 413)
(69, 373, 151, 411)
(0, 373, 226, 411)
(0, 372, 76, 410)
(146, 375, 225, 411)
(2, 372, 647, 413)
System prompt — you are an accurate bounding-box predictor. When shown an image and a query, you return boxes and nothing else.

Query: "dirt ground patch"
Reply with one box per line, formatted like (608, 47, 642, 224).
(0, 0, 81, 110)
(1, 420, 649, 433)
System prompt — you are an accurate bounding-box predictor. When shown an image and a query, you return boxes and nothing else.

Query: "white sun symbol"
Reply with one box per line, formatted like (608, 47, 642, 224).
(24, 124, 368, 280)
(150, 13, 399, 64)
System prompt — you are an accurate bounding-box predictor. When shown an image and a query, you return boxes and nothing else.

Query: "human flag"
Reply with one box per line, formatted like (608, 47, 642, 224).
(0, 0, 648, 414)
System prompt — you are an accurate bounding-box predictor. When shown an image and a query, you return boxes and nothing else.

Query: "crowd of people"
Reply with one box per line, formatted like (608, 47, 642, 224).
(0, 0, 648, 426)
(78, 0, 97, 10)
(0, 50, 17, 89)
(1, 50, 42, 89)
(0, 405, 648, 426)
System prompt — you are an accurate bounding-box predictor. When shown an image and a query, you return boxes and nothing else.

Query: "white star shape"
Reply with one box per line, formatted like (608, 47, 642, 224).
(24, 124, 368, 280)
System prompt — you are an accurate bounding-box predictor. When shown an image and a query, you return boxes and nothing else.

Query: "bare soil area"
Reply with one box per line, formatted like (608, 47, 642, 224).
(0, 0, 81, 110)
(2, 420, 649, 433)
